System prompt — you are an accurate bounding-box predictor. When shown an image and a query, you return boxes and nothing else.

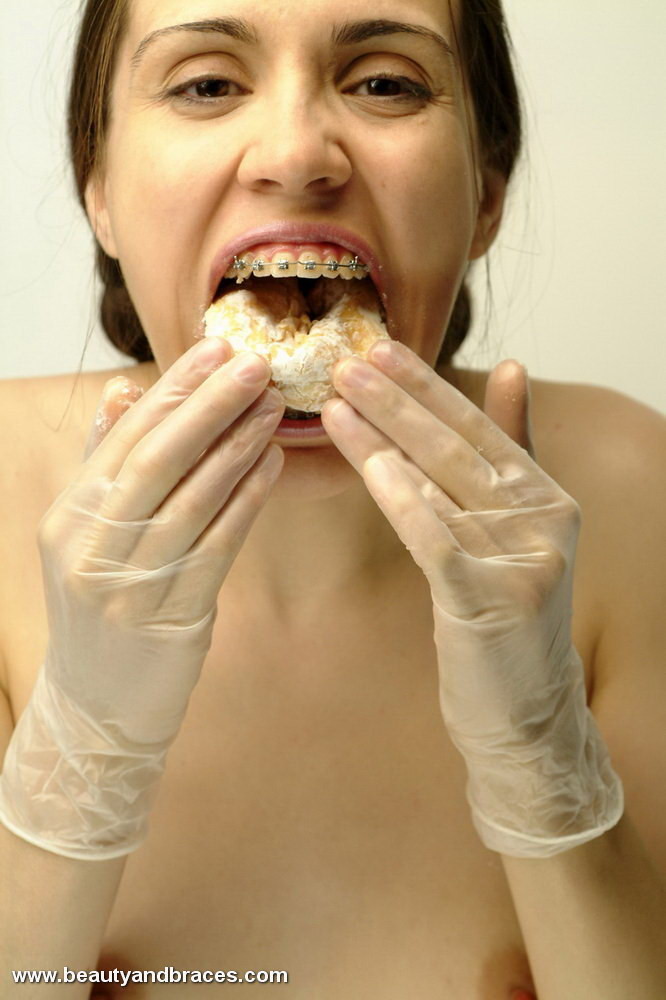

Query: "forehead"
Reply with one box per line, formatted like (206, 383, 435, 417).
(124, 0, 458, 43)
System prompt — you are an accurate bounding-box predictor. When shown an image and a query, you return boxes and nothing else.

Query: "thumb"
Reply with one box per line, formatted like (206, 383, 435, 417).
(83, 376, 145, 461)
(483, 360, 536, 461)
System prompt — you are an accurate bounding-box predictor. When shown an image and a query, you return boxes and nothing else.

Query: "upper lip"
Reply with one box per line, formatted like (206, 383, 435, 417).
(207, 222, 387, 306)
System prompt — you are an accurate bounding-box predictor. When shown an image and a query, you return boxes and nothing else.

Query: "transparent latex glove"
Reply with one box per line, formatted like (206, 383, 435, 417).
(430, 512, 624, 859)
(324, 347, 624, 858)
(0, 340, 285, 860)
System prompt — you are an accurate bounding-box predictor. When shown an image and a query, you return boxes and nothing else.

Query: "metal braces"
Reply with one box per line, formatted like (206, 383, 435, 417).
(231, 254, 368, 275)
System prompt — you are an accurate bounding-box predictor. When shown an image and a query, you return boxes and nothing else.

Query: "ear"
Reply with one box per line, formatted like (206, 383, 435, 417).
(468, 166, 507, 261)
(84, 172, 119, 259)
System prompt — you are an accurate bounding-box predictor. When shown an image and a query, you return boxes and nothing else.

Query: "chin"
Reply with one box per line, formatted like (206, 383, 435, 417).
(265, 441, 362, 503)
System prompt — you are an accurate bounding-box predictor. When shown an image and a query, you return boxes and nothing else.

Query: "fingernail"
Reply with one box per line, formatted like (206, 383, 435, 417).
(264, 387, 284, 409)
(232, 353, 269, 384)
(324, 398, 356, 426)
(369, 339, 402, 371)
(256, 388, 283, 414)
(196, 337, 228, 367)
(102, 376, 127, 400)
(101, 379, 144, 417)
(111, 377, 143, 402)
(337, 357, 372, 387)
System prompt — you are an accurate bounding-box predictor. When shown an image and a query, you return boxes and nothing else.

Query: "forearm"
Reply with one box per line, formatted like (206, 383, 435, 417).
(501, 813, 666, 999)
(0, 823, 126, 997)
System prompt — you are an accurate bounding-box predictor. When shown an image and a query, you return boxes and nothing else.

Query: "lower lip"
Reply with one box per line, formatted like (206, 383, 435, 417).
(272, 415, 328, 440)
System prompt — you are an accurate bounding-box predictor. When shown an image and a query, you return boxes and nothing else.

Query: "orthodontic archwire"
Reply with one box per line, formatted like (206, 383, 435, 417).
(231, 255, 368, 275)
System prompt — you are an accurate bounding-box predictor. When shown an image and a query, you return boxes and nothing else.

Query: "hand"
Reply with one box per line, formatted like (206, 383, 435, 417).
(0, 340, 285, 859)
(321, 340, 623, 857)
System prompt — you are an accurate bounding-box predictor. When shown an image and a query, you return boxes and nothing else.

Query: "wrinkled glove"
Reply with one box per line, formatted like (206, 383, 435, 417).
(431, 495, 624, 858)
(0, 341, 283, 859)
(323, 347, 624, 859)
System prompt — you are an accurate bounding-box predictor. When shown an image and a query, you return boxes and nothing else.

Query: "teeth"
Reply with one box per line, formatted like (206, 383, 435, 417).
(223, 249, 369, 284)
(269, 253, 298, 279)
(250, 256, 272, 278)
(322, 253, 341, 279)
(337, 252, 357, 280)
(230, 253, 254, 282)
(296, 251, 324, 280)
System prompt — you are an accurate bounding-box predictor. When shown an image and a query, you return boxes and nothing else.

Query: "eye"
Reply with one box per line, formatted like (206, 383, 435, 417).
(352, 74, 433, 102)
(165, 76, 244, 104)
(161, 71, 433, 108)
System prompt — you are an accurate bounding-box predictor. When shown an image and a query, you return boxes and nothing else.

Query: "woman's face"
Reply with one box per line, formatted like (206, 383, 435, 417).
(87, 0, 505, 494)
(90, 0, 504, 359)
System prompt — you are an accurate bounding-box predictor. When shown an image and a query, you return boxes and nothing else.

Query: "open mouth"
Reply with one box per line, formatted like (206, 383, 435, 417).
(212, 259, 387, 322)
(208, 245, 388, 419)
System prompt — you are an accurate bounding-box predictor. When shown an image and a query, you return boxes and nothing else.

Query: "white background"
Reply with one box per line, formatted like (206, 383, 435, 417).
(1, 0, 664, 414)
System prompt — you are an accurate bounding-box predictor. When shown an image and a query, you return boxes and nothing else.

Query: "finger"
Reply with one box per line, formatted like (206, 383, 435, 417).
(322, 398, 510, 557)
(331, 354, 511, 512)
(357, 450, 461, 588)
(364, 340, 536, 476)
(83, 377, 144, 461)
(82, 337, 234, 479)
(483, 360, 537, 461)
(97, 351, 276, 524)
(354, 451, 517, 617)
(169, 444, 284, 616)
(129, 390, 284, 568)
(322, 398, 462, 519)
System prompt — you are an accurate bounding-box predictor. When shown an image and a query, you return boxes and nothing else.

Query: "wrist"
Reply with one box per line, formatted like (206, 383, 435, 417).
(0, 666, 168, 860)
(464, 707, 624, 858)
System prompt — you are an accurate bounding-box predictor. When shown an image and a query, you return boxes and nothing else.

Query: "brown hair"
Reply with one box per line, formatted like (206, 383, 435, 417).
(67, 0, 522, 367)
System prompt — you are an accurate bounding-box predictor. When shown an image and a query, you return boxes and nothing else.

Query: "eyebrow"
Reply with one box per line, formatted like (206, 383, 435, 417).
(332, 18, 454, 60)
(130, 17, 454, 74)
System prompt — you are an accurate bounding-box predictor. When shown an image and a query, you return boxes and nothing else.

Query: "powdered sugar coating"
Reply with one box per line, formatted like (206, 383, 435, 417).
(203, 278, 390, 411)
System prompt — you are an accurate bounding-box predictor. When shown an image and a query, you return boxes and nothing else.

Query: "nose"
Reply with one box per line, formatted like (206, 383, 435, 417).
(236, 82, 353, 197)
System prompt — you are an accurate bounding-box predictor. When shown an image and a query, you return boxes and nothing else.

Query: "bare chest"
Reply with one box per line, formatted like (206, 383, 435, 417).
(86, 525, 594, 1000)
(3, 368, 602, 998)
(94, 591, 552, 999)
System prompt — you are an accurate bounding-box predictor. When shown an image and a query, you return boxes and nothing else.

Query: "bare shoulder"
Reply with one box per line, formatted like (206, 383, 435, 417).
(457, 363, 665, 668)
(553, 378, 666, 671)
(0, 369, 102, 447)
(455, 365, 664, 501)
(535, 377, 665, 641)
(521, 371, 665, 558)
(0, 367, 136, 694)
(0, 366, 144, 493)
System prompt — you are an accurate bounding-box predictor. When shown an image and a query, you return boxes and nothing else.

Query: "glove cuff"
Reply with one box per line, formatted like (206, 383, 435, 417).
(467, 707, 625, 858)
(0, 666, 168, 861)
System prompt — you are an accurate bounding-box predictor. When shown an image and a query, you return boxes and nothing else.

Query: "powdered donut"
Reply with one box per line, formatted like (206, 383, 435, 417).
(203, 276, 390, 412)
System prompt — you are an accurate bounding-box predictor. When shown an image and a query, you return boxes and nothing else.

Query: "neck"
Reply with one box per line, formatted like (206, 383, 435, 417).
(222, 456, 414, 623)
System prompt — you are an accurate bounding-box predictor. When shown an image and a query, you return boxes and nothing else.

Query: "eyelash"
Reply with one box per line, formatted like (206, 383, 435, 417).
(162, 73, 433, 106)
